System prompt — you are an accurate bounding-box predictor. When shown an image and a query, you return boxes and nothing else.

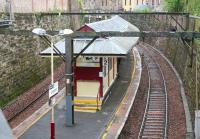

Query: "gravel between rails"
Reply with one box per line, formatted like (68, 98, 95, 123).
(149, 45, 187, 139)
(3, 63, 65, 128)
(119, 44, 187, 139)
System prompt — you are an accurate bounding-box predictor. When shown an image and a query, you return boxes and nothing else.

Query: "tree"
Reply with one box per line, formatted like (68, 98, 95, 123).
(187, 0, 200, 15)
(164, 0, 184, 12)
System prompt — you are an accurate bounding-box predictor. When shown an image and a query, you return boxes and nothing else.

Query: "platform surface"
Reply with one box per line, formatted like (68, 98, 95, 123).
(0, 109, 14, 139)
(19, 50, 136, 139)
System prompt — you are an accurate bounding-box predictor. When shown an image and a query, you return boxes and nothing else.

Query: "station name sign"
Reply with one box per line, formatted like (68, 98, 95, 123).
(49, 81, 59, 98)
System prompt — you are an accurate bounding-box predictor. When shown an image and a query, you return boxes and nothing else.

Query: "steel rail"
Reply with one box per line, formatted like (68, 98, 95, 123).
(7, 74, 65, 122)
(143, 42, 168, 139)
(138, 43, 168, 139)
(144, 43, 168, 139)
(137, 49, 151, 139)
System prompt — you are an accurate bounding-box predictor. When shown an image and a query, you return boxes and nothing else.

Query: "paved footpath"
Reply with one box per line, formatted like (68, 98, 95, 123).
(19, 50, 136, 139)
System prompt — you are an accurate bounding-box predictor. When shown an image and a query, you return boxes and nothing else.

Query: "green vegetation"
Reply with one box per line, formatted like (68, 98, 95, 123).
(165, 0, 200, 109)
(185, 0, 200, 15)
(78, 0, 84, 7)
(164, 0, 200, 15)
(0, 72, 42, 108)
(0, 58, 62, 108)
(164, 0, 184, 12)
(134, 7, 153, 13)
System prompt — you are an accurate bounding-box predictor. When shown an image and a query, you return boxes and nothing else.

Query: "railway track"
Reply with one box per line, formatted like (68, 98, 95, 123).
(138, 43, 168, 139)
(6, 74, 65, 123)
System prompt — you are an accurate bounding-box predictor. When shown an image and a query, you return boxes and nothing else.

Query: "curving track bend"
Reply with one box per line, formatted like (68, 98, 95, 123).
(137, 43, 168, 139)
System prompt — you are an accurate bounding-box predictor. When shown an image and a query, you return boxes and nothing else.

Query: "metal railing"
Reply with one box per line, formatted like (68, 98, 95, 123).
(96, 86, 101, 111)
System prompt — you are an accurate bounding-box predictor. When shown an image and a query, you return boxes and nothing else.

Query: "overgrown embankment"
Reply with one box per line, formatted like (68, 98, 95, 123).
(0, 13, 82, 108)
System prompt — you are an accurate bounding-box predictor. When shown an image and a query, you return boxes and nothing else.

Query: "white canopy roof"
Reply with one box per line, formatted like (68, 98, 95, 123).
(40, 15, 140, 57)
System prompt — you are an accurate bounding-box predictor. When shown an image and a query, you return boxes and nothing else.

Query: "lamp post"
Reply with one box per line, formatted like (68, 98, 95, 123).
(32, 28, 74, 138)
(58, 29, 75, 126)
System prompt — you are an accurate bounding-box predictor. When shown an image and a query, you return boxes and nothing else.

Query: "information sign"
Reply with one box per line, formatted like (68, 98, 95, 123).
(49, 81, 58, 98)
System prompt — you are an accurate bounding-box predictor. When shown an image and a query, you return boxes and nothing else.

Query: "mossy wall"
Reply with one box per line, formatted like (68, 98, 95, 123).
(158, 16, 200, 111)
(124, 13, 200, 116)
(0, 13, 81, 107)
(133, 14, 200, 112)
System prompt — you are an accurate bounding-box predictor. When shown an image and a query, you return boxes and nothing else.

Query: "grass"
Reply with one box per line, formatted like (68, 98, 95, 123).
(0, 58, 62, 108)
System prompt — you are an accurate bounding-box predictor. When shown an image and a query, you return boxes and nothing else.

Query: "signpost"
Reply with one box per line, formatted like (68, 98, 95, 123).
(49, 81, 59, 98)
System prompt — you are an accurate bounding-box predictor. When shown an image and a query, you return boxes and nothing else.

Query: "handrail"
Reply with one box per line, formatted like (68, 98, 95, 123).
(96, 86, 101, 111)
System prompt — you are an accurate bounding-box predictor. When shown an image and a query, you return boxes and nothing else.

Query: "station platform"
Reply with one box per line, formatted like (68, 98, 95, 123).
(15, 47, 141, 139)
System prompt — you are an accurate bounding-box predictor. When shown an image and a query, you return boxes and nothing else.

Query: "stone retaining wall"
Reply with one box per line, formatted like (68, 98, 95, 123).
(0, 13, 81, 107)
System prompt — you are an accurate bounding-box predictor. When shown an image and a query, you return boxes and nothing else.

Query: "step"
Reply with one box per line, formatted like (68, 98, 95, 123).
(74, 99, 102, 112)
(74, 106, 101, 112)
(74, 99, 102, 105)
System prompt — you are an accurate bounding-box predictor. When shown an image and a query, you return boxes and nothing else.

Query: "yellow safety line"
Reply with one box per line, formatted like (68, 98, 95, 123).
(74, 109, 97, 113)
(101, 49, 137, 139)
(132, 49, 137, 80)
(74, 100, 102, 105)
(74, 106, 101, 110)
(16, 94, 64, 139)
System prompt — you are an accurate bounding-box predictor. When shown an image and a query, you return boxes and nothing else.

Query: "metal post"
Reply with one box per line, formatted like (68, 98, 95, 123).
(51, 38, 54, 84)
(8, 0, 12, 21)
(50, 37, 55, 139)
(65, 36, 74, 126)
(196, 47, 198, 110)
(68, 0, 73, 30)
(186, 14, 190, 31)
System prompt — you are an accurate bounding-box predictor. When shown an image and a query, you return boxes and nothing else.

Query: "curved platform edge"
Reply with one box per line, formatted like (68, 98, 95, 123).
(100, 47, 142, 139)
